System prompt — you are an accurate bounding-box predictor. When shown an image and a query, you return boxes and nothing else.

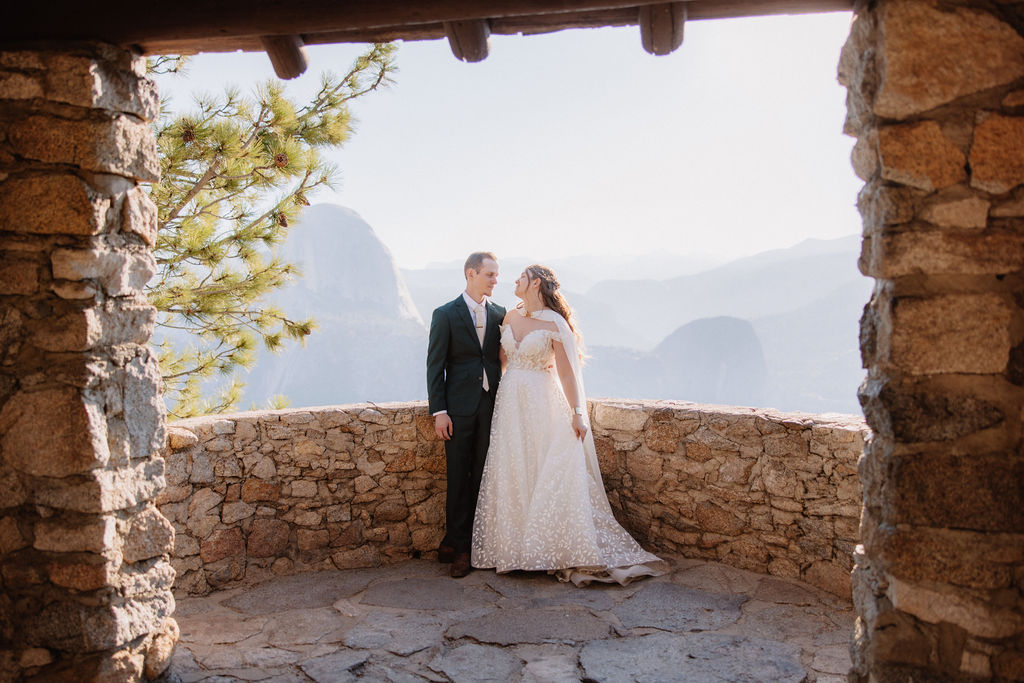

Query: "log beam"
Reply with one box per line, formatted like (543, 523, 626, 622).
(4, 0, 854, 52)
(639, 2, 686, 55)
(445, 19, 491, 62)
(260, 34, 309, 79)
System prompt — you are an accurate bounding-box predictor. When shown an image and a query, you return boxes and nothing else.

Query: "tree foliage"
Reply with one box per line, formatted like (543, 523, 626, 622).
(149, 44, 396, 418)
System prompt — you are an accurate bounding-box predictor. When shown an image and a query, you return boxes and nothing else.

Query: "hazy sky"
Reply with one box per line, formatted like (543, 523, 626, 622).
(155, 11, 862, 270)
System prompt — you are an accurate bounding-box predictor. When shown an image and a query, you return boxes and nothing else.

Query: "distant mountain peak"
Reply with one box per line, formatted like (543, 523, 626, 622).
(277, 203, 423, 325)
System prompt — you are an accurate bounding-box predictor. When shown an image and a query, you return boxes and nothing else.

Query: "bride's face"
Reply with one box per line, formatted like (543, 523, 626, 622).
(513, 271, 532, 300)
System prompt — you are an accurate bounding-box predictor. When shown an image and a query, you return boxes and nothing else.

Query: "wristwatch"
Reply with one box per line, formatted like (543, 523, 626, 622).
(574, 406, 584, 416)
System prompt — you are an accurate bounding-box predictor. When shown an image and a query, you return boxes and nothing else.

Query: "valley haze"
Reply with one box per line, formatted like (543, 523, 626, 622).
(240, 204, 869, 416)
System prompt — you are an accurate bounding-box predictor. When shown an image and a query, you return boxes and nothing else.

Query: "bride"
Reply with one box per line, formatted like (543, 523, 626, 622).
(471, 265, 667, 585)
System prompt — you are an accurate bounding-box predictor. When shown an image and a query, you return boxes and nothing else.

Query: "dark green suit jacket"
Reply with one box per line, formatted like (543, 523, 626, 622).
(427, 296, 506, 417)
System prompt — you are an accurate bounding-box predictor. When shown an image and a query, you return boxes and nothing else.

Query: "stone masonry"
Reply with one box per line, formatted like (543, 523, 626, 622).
(840, 0, 1024, 679)
(0, 45, 176, 681)
(162, 400, 865, 601)
(167, 555, 858, 682)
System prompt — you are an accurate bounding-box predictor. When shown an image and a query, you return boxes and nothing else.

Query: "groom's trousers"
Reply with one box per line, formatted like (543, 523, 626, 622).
(443, 388, 495, 554)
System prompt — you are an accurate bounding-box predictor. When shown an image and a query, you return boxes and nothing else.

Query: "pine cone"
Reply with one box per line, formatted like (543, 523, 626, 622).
(274, 153, 289, 168)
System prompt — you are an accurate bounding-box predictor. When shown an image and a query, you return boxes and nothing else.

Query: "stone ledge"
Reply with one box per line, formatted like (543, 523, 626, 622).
(161, 400, 867, 599)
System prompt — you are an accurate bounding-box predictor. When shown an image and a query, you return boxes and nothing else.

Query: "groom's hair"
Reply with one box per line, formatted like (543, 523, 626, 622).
(464, 251, 498, 278)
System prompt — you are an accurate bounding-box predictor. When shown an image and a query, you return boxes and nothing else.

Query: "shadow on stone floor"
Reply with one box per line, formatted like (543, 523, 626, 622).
(166, 555, 854, 682)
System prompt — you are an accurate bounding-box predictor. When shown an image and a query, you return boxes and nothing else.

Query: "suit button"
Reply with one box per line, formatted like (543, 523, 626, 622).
(477, 376, 482, 380)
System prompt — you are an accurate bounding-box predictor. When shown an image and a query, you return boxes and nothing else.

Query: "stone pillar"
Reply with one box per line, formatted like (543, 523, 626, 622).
(0, 45, 177, 680)
(840, 1, 1024, 680)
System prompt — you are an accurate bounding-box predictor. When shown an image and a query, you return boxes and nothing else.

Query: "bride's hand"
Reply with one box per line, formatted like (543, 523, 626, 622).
(572, 415, 588, 440)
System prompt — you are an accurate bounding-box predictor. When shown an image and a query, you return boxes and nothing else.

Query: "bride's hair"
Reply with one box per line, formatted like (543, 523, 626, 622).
(523, 264, 579, 333)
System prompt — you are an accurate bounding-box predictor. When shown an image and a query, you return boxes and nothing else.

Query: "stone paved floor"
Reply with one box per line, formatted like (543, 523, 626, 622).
(167, 555, 854, 682)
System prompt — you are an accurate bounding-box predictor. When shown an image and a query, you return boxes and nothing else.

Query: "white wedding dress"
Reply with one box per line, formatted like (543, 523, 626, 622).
(471, 311, 667, 586)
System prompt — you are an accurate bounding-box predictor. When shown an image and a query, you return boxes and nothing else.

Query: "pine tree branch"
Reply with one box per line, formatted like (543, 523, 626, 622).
(150, 43, 394, 415)
(159, 162, 222, 230)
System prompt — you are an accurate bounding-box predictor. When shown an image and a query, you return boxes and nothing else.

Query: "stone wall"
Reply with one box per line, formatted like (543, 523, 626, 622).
(591, 401, 863, 597)
(840, 0, 1024, 679)
(0, 45, 176, 680)
(161, 400, 865, 599)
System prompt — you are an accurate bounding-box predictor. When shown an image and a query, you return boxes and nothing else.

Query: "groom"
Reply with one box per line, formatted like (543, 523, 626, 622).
(426, 251, 506, 578)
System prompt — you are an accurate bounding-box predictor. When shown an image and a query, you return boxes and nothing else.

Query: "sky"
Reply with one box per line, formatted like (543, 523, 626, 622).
(154, 11, 862, 270)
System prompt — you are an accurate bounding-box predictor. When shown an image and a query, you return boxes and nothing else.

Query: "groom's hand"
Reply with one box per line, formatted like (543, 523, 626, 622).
(434, 413, 453, 440)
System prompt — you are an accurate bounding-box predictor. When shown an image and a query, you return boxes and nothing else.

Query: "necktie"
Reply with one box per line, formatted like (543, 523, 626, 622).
(475, 303, 489, 391)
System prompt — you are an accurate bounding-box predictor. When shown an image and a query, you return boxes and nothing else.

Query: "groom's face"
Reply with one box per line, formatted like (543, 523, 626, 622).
(467, 258, 499, 298)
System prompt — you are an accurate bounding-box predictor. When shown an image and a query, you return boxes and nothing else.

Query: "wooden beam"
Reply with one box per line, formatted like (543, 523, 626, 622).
(492, 8, 637, 35)
(445, 19, 491, 62)
(684, 0, 851, 20)
(6, 0, 659, 45)
(5, 0, 853, 51)
(260, 35, 309, 79)
(639, 2, 685, 55)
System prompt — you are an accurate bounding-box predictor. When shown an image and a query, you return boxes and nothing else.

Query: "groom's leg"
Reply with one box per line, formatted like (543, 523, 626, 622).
(444, 407, 481, 553)
(465, 389, 495, 533)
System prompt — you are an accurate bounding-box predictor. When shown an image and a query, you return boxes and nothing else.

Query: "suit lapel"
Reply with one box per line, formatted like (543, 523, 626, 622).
(452, 295, 477, 345)
(485, 302, 501, 342)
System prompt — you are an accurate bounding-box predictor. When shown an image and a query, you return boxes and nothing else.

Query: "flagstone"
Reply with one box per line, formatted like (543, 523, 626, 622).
(580, 632, 805, 682)
(359, 577, 497, 611)
(264, 607, 351, 646)
(814, 644, 853, 675)
(299, 650, 370, 683)
(343, 612, 444, 655)
(734, 600, 839, 641)
(429, 644, 522, 682)
(612, 582, 746, 631)
(445, 607, 612, 645)
(222, 568, 378, 615)
(177, 614, 267, 645)
(168, 556, 855, 681)
(753, 576, 819, 605)
(670, 560, 764, 595)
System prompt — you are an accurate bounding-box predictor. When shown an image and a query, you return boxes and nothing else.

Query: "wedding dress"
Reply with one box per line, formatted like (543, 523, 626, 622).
(471, 309, 667, 586)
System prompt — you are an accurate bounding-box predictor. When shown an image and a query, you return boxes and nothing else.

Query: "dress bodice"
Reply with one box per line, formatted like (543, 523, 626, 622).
(501, 325, 558, 372)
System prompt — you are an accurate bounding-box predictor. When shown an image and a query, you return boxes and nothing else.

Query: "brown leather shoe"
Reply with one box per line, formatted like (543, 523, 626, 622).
(449, 552, 471, 578)
(437, 544, 455, 564)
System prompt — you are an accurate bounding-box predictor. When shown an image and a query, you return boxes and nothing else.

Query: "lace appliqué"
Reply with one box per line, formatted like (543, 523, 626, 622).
(500, 325, 559, 372)
(473, 324, 666, 586)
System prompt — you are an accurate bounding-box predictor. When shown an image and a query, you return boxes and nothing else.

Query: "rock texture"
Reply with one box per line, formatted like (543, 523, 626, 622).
(0, 45, 175, 681)
(169, 555, 855, 682)
(161, 400, 865, 600)
(239, 204, 429, 409)
(840, 0, 1024, 679)
(592, 401, 864, 598)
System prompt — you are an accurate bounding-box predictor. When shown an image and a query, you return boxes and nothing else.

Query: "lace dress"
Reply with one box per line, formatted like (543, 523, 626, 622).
(471, 324, 667, 585)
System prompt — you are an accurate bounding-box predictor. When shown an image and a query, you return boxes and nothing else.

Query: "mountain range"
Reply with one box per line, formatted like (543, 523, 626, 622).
(241, 204, 427, 407)
(238, 203, 869, 415)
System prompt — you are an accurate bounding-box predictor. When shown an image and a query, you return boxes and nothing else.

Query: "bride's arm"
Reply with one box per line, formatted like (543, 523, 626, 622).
(553, 340, 588, 440)
(499, 310, 513, 373)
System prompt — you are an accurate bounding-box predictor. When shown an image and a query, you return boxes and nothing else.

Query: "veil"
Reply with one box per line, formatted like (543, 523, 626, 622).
(533, 309, 601, 473)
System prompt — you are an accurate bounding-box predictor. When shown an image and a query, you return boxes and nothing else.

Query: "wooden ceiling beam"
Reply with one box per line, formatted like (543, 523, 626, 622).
(55, 0, 853, 57)
(7, 0, 853, 53)
(445, 19, 492, 62)
(7, 0, 664, 46)
(639, 2, 686, 56)
(260, 35, 309, 79)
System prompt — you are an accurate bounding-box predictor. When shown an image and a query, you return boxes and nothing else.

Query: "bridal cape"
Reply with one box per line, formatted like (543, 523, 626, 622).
(471, 309, 667, 585)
